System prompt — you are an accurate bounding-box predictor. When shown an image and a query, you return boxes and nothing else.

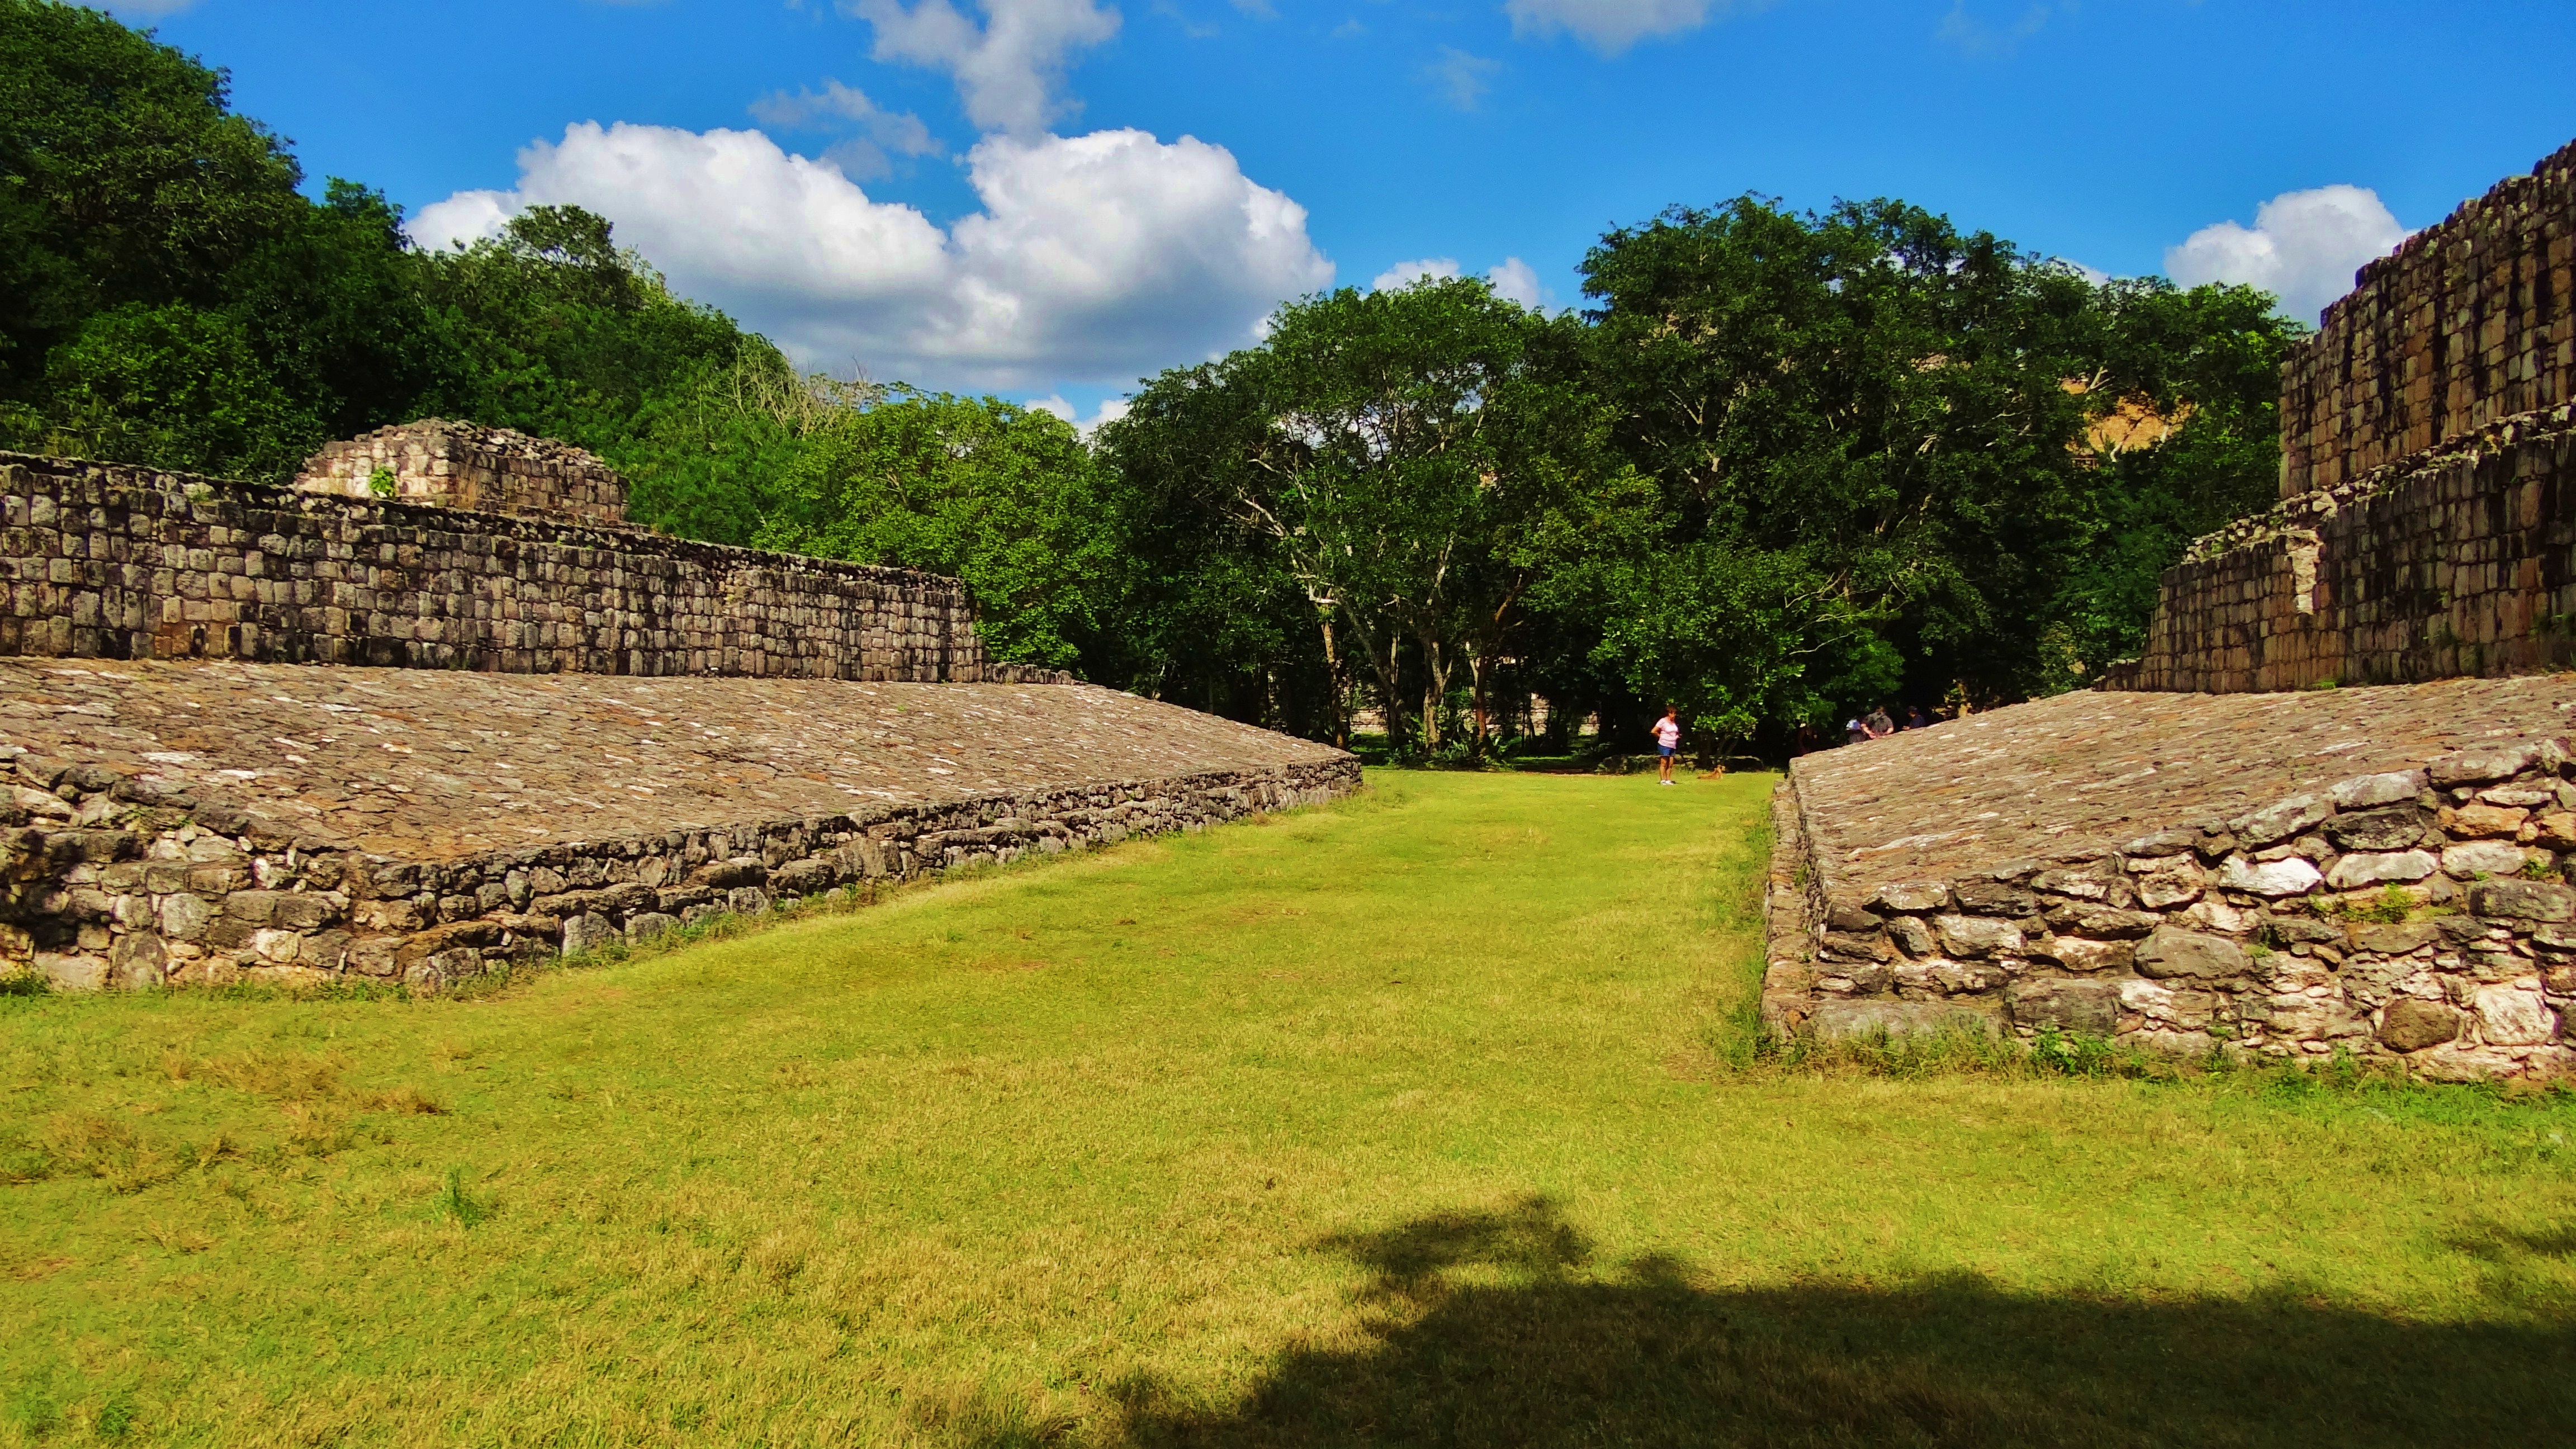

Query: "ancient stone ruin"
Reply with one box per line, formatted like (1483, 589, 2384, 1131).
(0, 424, 1356, 991)
(1768, 139, 2576, 1078)
(295, 419, 632, 525)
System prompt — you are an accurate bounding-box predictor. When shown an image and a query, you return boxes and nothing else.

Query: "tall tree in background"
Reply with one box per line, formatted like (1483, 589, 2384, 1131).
(1101, 278, 1629, 754)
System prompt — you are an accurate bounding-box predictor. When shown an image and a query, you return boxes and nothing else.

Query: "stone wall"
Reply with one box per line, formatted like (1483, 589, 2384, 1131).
(2279, 138, 2575, 500)
(295, 420, 629, 525)
(2106, 405, 2576, 693)
(1760, 678, 2576, 1079)
(9, 745, 1360, 992)
(0, 450, 1019, 681)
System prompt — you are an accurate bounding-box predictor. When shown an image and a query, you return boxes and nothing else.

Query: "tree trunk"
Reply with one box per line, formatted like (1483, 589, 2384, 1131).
(1417, 626, 1450, 751)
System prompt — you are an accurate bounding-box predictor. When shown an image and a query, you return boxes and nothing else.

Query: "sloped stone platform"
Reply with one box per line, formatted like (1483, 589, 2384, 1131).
(0, 660, 1356, 990)
(1764, 677, 2576, 1078)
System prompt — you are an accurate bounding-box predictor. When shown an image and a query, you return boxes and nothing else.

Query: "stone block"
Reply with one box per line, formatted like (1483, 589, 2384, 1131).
(2134, 927, 2249, 981)
(2327, 850, 2438, 888)
(1805, 999, 1999, 1039)
(2378, 997, 2461, 1052)
(2215, 855, 2323, 896)
(2444, 840, 2539, 878)
(1934, 914, 2023, 959)
(2006, 977, 2122, 1034)
(2325, 807, 2429, 852)
(2468, 878, 2576, 920)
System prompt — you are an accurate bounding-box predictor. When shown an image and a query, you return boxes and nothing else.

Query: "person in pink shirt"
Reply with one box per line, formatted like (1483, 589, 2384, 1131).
(1651, 707, 1682, 785)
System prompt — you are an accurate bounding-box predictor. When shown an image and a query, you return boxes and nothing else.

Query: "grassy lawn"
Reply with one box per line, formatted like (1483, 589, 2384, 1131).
(4, 769, 2574, 1447)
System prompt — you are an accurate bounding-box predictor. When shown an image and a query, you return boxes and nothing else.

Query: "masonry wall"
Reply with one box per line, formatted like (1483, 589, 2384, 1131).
(2108, 408, 2576, 693)
(0, 451, 1026, 681)
(2279, 139, 2576, 500)
(1763, 742, 2576, 1081)
(7, 748, 1362, 992)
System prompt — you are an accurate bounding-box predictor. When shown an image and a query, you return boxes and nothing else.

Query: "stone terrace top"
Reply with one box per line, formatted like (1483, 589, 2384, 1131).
(0, 659, 1343, 861)
(1790, 676, 2576, 899)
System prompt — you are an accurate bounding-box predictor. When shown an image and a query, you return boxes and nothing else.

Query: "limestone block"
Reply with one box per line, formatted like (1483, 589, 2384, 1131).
(2005, 977, 2121, 1034)
(2468, 878, 2576, 920)
(2325, 807, 2428, 852)
(1806, 998, 1999, 1039)
(2215, 855, 2323, 896)
(2378, 997, 2462, 1051)
(1934, 914, 2023, 959)
(2444, 840, 2540, 878)
(2235, 793, 2331, 846)
(2474, 983, 2556, 1045)
(2327, 850, 2438, 888)
(2134, 927, 2249, 981)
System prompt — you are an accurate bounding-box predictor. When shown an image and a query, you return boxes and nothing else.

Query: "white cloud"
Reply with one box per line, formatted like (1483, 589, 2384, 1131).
(102, 0, 196, 15)
(844, 0, 1120, 135)
(1426, 47, 1502, 111)
(750, 79, 941, 181)
(1028, 394, 1131, 437)
(2165, 184, 2409, 325)
(1504, 0, 1740, 55)
(1486, 256, 1546, 308)
(410, 121, 1332, 391)
(1371, 257, 1461, 292)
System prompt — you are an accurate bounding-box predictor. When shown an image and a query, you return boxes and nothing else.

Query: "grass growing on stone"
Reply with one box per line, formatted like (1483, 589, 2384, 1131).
(3, 770, 2574, 1447)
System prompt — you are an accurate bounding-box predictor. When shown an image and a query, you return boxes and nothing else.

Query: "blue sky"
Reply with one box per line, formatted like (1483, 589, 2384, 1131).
(116, 0, 2576, 425)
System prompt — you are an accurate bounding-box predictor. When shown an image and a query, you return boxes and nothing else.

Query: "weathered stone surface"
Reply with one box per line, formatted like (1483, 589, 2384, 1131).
(1869, 882, 1949, 913)
(2431, 746, 2541, 789)
(2324, 807, 2428, 853)
(2331, 771, 2425, 809)
(2378, 998, 2462, 1052)
(2031, 936, 2134, 973)
(2474, 984, 2556, 1046)
(2444, 841, 2540, 879)
(2469, 880, 2576, 922)
(2215, 855, 2324, 897)
(1807, 999, 1998, 1039)
(1885, 915, 1936, 958)
(2129, 856, 2205, 908)
(2236, 794, 2331, 847)
(2444, 803, 2530, 839)
(1934, 915, 2023, 959)
(2326, 850, 2439, 889)
(2134, 928, 2248, 981)
(2005, 977, 2120, 1034)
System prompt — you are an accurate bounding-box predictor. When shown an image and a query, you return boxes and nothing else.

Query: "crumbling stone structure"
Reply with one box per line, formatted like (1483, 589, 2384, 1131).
(2111, 140, 2576, 694)
(1769, 139, 2576, 1077)
(2, 658, 1353, 992)
(1765, 683, 2576, 1079)
(295, 420, 629, 524)
(0, 427, 1349, 991)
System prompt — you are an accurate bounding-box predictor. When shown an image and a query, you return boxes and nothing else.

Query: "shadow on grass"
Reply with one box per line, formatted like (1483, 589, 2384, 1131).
(1074, 1197, 2573, 1449)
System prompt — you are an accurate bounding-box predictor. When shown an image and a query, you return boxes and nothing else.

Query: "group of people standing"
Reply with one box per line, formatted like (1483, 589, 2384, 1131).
(1844, 704, 1931, 744)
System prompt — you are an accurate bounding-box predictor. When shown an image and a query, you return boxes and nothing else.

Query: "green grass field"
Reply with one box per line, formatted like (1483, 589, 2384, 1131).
(4, 770, 2574, 1447)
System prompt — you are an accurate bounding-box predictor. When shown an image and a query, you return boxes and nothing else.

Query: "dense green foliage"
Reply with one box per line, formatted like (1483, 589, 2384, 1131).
(0, 1, 2305, 745)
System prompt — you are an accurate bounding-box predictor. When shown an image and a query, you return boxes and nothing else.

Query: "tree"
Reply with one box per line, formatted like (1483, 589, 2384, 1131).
(1104, 277, 1622, 754)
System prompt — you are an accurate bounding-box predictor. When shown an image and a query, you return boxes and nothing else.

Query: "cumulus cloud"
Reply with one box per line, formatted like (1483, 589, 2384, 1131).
(749, 79, 941, 180)
(410, 121, 1332, 391)
(844, 0, 1120, 135)
(1371, 257, 1462, 291)
(1504, 0, 1744, 55)
(1486, 256, 1546, 308)
(2166, 184, 2409, 324)
(1425, 48, 1502, 111)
